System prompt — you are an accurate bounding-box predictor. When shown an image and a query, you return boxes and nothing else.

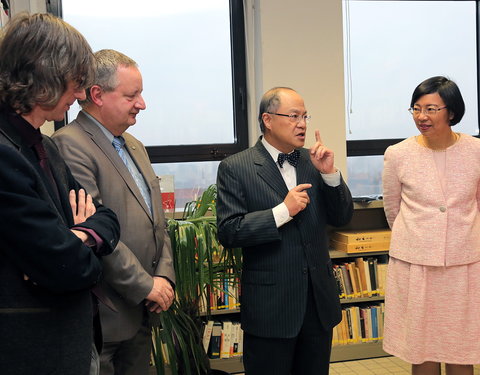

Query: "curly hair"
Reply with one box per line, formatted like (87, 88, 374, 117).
(0, 13, 95, 114)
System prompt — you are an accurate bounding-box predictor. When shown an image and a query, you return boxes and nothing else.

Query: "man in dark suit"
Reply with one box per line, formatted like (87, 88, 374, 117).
(53, 49, 175, 375)
(216, 87, 353, 375)
(0, 13, 120, 375)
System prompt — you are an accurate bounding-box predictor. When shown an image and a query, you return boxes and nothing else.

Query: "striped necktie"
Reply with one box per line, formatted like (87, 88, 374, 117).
(112, 136, 152, 213)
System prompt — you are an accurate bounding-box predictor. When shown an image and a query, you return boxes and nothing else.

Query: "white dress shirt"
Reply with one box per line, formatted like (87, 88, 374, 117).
(261, 137, 341, 228)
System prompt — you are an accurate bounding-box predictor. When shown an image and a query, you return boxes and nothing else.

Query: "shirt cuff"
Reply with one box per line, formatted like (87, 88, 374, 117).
(272, 202, 293, 228)
(321, 169, 341, 187)
(72, 226, 106, 255)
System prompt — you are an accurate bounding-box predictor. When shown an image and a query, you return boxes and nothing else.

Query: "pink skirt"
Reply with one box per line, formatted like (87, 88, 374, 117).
(383, 257, 480, 364)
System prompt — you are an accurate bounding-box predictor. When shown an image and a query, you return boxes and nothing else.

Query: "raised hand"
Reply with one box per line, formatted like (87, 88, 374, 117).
(309, 130, 336, 174)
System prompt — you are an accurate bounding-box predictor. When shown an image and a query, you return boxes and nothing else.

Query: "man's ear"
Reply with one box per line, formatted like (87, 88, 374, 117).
(262, 112, 272, 130)
(89, 85, 103, 106)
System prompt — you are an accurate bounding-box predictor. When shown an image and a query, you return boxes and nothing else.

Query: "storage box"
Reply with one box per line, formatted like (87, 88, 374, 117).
(330, 239, 390, 253)
(330, 229, 391, 244)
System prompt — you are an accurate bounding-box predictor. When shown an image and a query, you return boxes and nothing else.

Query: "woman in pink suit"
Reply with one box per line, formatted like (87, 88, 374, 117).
(383, 76, 480, 375)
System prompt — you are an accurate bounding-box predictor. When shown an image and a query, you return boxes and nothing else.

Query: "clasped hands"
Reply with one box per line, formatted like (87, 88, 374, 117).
(284, 130, 336, 217)
(68, 189, 175, 312)
(25, 189, 95, 282)
(70, 188, 96, 243)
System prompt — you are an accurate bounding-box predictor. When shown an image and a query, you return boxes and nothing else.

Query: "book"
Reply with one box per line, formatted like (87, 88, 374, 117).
(331, 229, 391, 244)
(378, 303, 385, 339)
(340, 310, 348, 345)
(236, 324, 244, 357)
(333, 264, 346, 298)
(371, 306, 378, 340)
(365, 307, 373, 341)
(354, 258, 369, 297)
(352, 306, 361, 343)
(340, 264, 353, 297)
(347, 262, 360, 297)
(202, 320, 214, 352)
(363, 258, 373, 296)
(220, 321, 233, 359)
(231, 322, 240, 357)
(331, 239, 390, 253)
(360, 307, 371, 341)
(377, 262, 388, 296)
(208, 321, 222, 359)
(346, 308, 353, 343)
(368, 258, 377, 293)
(359, 308, 366, 341)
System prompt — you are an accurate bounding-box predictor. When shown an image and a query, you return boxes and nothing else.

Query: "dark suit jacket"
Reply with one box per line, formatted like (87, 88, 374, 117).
(216, 139, 353, 338)
(52, 111, 175, 342)
(0, 111, 120, 375)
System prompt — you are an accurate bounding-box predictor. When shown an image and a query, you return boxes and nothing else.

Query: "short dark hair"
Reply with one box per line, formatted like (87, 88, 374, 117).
(410, 76, 465, 126)
(0, 13, 95, 114)
(258, 87, 296, 132)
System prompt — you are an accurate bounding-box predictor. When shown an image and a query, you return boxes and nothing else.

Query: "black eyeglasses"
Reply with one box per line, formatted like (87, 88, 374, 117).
(266, 112, 311, 124)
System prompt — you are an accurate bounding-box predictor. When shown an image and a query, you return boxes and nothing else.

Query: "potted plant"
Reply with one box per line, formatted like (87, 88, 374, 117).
(151, 184, 242, 375)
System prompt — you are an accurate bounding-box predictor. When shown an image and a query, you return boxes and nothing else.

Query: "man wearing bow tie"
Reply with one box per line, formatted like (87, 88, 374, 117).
(216, 87, 353, 375)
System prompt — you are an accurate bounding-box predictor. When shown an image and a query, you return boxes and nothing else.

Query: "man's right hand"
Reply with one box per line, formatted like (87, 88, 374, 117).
(145, 276, 175, 313)
(284, 183, 312, 217)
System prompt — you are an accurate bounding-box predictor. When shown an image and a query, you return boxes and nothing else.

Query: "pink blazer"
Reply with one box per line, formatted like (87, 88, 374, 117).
(383, 134, 480, 266)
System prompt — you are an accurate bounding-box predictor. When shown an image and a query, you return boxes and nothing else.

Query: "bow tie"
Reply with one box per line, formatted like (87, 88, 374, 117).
(277, 150, 300, 168)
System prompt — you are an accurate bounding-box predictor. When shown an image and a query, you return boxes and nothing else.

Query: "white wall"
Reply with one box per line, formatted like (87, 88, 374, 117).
(10, 0, 46, 14)
(245, 0, 347, 176)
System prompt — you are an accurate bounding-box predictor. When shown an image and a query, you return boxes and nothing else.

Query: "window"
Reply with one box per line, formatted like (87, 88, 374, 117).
(49, 0, 247, 210)
(343, 0, 478, 196)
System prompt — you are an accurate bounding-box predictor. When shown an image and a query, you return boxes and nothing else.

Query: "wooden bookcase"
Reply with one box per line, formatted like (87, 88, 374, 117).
(329, 200, 390, 362)
(208, 200, 390, 373)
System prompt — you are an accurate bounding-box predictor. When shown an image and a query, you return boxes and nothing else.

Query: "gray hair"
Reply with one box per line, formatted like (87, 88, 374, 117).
(258, 87, 296, 132)
(0, 13, 95, 114)
(80, 49, 138, 107)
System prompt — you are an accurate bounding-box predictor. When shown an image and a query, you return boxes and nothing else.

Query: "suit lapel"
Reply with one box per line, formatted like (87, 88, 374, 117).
(253, 140, 289, 198)
(76, 113, 152, 219)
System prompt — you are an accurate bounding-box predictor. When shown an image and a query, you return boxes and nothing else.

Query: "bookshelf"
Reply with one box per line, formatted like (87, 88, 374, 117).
(206, 200, 390, 373)
(329, 199, 390, 362)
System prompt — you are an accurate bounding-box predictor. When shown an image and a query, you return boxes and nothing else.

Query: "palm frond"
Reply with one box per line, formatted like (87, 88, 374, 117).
(152, 184, 242, 374)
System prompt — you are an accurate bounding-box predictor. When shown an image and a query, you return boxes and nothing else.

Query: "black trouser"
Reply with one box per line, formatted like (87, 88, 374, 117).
(244, 283, 333, 375)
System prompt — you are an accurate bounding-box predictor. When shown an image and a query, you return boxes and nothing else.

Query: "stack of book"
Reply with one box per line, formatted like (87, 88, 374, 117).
(203, 320, 244, 359)
(332, 303, 385, 346)
(198, 275, 241, 314)
(330, 229, 391, 253)
(333, 258, 387, 298)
